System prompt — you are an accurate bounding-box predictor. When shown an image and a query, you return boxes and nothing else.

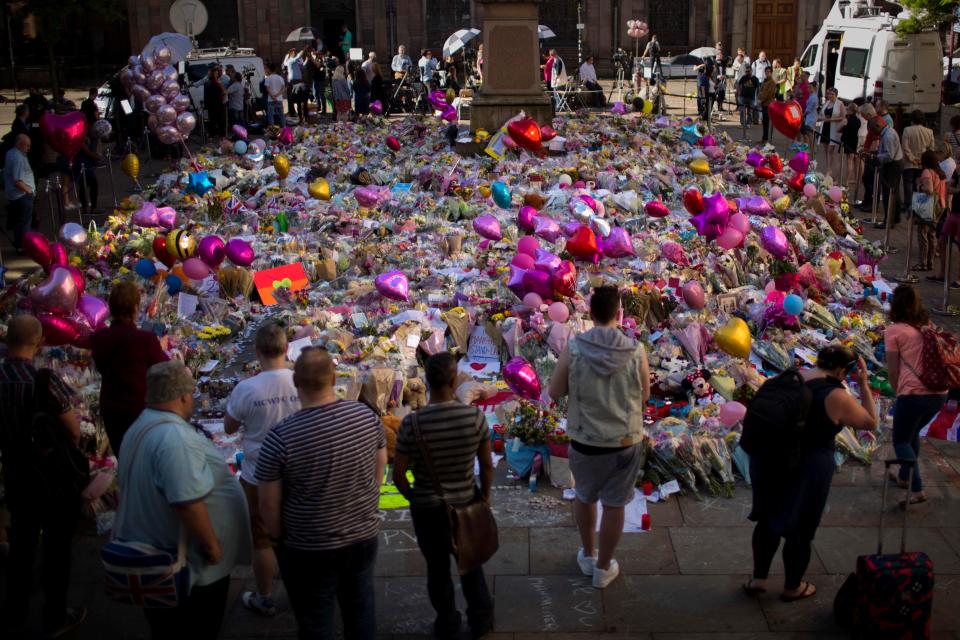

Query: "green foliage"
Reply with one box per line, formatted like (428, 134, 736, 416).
(895, 0, 956, 35)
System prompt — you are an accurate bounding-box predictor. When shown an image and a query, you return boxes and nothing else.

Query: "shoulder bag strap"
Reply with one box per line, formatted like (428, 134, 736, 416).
(412, 412, 447, 502)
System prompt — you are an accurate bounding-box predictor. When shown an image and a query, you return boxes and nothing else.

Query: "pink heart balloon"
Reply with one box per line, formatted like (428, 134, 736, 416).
(39, 112, 87, 161)
(788, 151, 809, 174)
(38, 313, 80, 346)
(49, 242, 68, 267)
(601, 227, 635, 258)
(370, 100, 383, 115)
(375, 270, 410, 302)
(533, 216, 561, 242)
(30, 266, 79, 314)
(232, 124, 248, 139)
(64, 265, 85, 297)
(682, 281, 706, 309)
(504, 356, 542, 401)
(278, 126, 294, 145)
(224, 238, 255, 266)
(473, 215, 502, 241)
(22, 230, 53, 267)
(198, 236, 226, 267)
(132, 202, 159, 227)
(156, 206, 178, 230)
(517, 205, 538, 232)
(77, 294, 109, 330)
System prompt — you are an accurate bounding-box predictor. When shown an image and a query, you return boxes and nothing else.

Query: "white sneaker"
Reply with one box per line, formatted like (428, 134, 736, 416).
(593, 559, 620, 589)
(576, 548, 597, 576)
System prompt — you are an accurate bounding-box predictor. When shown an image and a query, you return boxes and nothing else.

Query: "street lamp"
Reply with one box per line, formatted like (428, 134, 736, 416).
(576, 1, 584, 65)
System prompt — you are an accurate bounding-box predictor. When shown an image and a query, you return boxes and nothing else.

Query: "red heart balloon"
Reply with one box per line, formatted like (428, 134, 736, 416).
(152, 236, 175, 269)
(683, 188, 705, 215)
(787, 172, 806, 192)
(552, 260, 578, 297)
(767, 100, 802, 139)
(507, 117, 542, 151)
(754, 166, 776, 181)
(565, 225, 598, 259)
(22, 230, 53, 268)
(39, 112, 88, 162)
(385, 135, 401, 152)
(765, 153, 783, 173)
(540, 125, 558, 142)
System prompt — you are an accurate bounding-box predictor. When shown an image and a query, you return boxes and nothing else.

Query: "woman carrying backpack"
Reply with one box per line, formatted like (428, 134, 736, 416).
(884, 285, 948, 506)
(744, 345, 877, 602)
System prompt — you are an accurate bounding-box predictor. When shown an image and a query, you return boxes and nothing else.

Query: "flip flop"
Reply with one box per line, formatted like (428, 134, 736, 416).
(887, 471, 909, 489)
(900, 494, 929, 508)
(780, 581, 817, 602)
(742, 580, 766, 596)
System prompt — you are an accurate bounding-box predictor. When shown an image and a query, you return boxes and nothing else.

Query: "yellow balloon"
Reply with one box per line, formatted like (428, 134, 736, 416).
(773, 195, 792, 213)
(122, 153, 140, 180)
(165, 229, 196, 260)
(689, 158, 711, 175)
(309, 177, 331, 201)
(478, 185, 492, 198)
(642, 99, 654, 115)
(274, 154, 290, 180)
(714, 317, 751, 359)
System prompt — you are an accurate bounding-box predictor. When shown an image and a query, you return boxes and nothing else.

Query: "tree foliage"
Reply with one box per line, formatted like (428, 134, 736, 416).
(895, 0, 956, 35)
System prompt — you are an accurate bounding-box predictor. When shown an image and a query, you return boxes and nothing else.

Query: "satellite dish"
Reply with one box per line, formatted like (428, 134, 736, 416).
(169, 0, 209, 38)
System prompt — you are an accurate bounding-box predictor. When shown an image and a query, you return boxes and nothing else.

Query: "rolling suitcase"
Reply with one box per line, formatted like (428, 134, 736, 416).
(834, 458, 934, 639)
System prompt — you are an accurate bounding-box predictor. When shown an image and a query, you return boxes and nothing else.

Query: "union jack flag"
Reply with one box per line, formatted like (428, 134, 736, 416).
(102, 541, 189, 608)
(224, 195, 245, 217)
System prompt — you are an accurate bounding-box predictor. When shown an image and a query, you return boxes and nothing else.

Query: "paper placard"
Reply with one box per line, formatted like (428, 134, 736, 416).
(405, 333, 421, 348)
(659, 479, 681, 496)
(177, 293, 198, 319)
(198, 359, 219, 374)
(467, 325, 499, 362)
(252, 262, 309, 305)
(287, 337, 313, 362)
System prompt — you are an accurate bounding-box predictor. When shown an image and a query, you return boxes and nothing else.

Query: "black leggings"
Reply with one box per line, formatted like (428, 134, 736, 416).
(752, 521, 812, 591)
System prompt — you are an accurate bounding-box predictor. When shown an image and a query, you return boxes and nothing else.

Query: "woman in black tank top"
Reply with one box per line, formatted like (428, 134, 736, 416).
(744, 346, 877, 602)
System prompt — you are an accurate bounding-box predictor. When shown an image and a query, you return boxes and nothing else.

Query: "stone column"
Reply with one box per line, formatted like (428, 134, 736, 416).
(470, 0, 553, 133)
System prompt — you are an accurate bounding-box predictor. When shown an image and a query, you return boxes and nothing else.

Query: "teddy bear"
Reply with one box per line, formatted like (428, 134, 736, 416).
(402, 378, 428, 411)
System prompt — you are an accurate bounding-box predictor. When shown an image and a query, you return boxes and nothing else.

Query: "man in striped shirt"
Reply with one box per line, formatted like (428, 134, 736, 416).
(393, 353, 494, 640)
(257, 348, 386, 640)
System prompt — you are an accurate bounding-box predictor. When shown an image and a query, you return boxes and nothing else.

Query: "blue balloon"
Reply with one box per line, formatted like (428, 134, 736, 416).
(234, 140, 248, 155)
(135, 258, 157, 278)
(491, 181, 511, 209)
(166, 274, 182, 294)
(783, 294, 804, 316)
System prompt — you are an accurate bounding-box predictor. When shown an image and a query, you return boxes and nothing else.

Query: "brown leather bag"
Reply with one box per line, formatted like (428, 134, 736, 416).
(413, 412, 499, 574)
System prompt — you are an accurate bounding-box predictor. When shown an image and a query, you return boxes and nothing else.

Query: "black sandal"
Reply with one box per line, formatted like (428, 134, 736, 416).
(780, 581, 817, 602)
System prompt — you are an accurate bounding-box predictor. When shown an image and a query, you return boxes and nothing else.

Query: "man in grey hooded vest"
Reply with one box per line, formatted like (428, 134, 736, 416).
(548, 286, 650, 589)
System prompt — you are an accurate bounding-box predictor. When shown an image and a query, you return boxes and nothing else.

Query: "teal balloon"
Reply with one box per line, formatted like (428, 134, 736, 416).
(803, 173, 821, 188)
(680, 123, 701, 145)
(188, 171, 214, 196)
(166, 274, 182, 294)
(783, 294, 804, 316)
(135, 258, 157, 278)
(234, 140, 248, 155)
(491, 181, 511, 209)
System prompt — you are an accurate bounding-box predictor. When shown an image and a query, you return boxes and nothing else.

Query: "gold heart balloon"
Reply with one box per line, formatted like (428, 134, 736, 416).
(121, 153, 139, 180)
(478, 185, 492, 198)
(274, 154, 290, 180)
(715, 317, 751, 359)
(689, 158, 711, 175)
(309, 177, 331, 201)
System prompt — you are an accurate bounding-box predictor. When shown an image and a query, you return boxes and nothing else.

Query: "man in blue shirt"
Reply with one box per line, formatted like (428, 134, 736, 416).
(3, 134, 35, 251)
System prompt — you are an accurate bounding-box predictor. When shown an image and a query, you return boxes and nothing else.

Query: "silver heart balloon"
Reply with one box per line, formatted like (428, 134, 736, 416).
(30, 266, 79, 315)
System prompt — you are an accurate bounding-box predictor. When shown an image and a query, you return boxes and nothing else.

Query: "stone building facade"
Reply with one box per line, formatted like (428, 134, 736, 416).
(126, 0, 834, 73)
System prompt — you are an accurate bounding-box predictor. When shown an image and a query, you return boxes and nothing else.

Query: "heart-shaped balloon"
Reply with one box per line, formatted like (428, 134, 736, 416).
(473, 215, 502, 241)
(385, 135, 401, 152)
(49, 242, 68, 267)
(765, 153, 784, 173)
(787, 172, 806, 192)
(507, 265, 529, 299)
(309, 177, 331, 200)
(224, 238, 255, 266)
(21, 230, 53, 268)
(369, 100, 383, 115)
(683, 189, 705, 215)
(760, 225, 790, 259)
(788, 150, 809, 174)
(601, 227, 635, 258)
(768, 100, 803, 139)
(565, 225, 599, 259)
(507, 117, 542, 151)
(39, 112, 87, 161)
(375, 270, 409, 301)
(278, 126, 293, 145)
(503, 356, 542, 401)
(517, 205, 538, 232)
(156, 206, 178, 230)
(540, 125, 558, 141)
(644, 200, 670, 218)
(77, 294, 109, 330)
(682, 281, 706, 310)
(534, 216, 561, 242)
(700, 135, 717, 147)
(715, 317, 751, 359)
(534, 248, 562, 275)
(522, 268, 554, 299)
(745, 151, 764, 168)
(661, 241, 690, 266)
(31, 266, 79, 314)
(198, 235, 226, 267)
(428, 90, 449, 112)
(745, 196, 773, 216)
(689, 158, 711, 175)
(38, 313, 80, 347)
(152, 235, 175, 268)
(754, 166, 776, 181)
(552, 260, 577, 297)
(132, 202, 159, 227)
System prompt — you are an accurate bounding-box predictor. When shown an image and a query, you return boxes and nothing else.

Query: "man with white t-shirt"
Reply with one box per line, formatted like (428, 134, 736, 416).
(224, 323, 299, 616)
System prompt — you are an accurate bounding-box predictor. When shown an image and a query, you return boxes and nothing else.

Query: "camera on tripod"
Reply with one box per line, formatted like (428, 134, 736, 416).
(612, 48, 630, 71)
(240, 64, 256, 80)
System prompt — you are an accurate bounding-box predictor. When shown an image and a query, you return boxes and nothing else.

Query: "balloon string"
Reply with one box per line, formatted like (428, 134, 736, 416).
(179, 136, 194, 162)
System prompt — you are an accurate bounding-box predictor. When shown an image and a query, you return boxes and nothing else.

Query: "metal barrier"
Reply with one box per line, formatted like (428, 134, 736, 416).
(894, 214, 919, 284)
(931, 240, 959, 317)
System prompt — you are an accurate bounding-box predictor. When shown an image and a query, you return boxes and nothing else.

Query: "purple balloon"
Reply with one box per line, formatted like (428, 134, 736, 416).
(172, 94, 192, 112)
(601, 227, 635, 258)
(132, 202, 159, 227)
(198, 235, 226, 267)
(760, 225, 790, 259)
(131, 84, 151, 102)
(563, 221, 584, 237)
(232, 124, 248, 140)
(534, 248, 562, 275)
(161, 79, 180, 97)
(745, 151, 764, 168)
(504, 356, 542, 401)
(507, 265, 529, 299)
(473, 214, 502, 241)
(144, 94, 166, 114)
(375, 270, 409, 302)
(369, 100, 383, 115)
(690, 193, 731, 241)
(745, 195, 773, 216)
(156, 104, 177, 125)
(441, 107, 458, 122)
(224, 238, 255, 267)
(788, 151, 809, 173)
(522, 268, 554, 300)
(533, 216, 561, 242)
(156, 206, 178, 230)
(517, 205, 538, 232)
(30, 266, 79, 314)
(176, 112, 197, 136)
(77, 294, 109, 330)
(156, 125, 181, 145)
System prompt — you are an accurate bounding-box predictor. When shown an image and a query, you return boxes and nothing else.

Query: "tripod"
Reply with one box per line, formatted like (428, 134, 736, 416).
(608, 64, 628, 104)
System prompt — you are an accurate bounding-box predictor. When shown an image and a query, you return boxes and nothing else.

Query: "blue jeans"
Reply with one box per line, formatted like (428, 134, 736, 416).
(7, 194, 34, 249)
(892, 394, 946, 492)
(266, 100, 285, 127)
(276, 537, 377, 640)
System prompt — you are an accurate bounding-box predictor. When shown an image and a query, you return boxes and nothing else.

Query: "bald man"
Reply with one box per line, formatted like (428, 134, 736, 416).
(257, 348, 386, 639)
(3, 133, 35, 250)
(0, 315, 86, 635)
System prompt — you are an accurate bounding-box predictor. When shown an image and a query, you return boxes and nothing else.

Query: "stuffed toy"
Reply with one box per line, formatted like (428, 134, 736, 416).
(402, 378, 427, 410)
(381, 414, 401, 461)
(681, 369, 713, 398)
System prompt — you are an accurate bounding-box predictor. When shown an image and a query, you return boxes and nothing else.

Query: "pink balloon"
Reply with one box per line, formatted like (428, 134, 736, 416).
(769, 186, 784, 200)
(745, 151, 764, 167)
(562, 221, 583, 237)
(182, 257, 210, 280)
(701, 135, 717, 147)
(803, 183, 818, 199)
(77, 294, 109, 330)
(131, 84, 151, 102)
(30, 266, 79, 314)
(172, 94, 192, 112)
(156, 125, 181, 145)
(224, 238, 255, 266)
(661, 241, 690, 266)
(375, 270, 409, 302)
(278, 126, 293, 145)
(548, 301, 569, 323)
(522, 268, 554, 299)
(232, 124, 248, 139)
(719, 401, 747, 426)
(49, 242, 68, 267)
(38, 313, 80, 346)
(22, 231, 53, 267)
(441, 107, 458, 122)
(504, 356, 542, 401)
(644, 200, 670, 218)
(507, 265, 529, 299)
(728, 212, 750, 235)
(682, 281, 706, 310)
(132, 202, 159, 227)
(517, 235, 540, 257)
(144, 94, 166, 114)
(533, 216, 561, 242)
(473, 215, 502, 241)
(716, 227, 744, 250)
(522, 292, 543, 308)
(601, 227, 635, 258)
(176, 112, 197, 136)
(788, 151, 809, 173)
(39, 112, 87, 162)
(760, 225, 790, 259)
(517, 205, 538, 232)
(156, 206, 178, 230)
(745, 195, 773, 216)
(534, 248, 562, 274)
(828, 186, 843, 203)
(512, 254, 535, 269)
(156, 104, 177, 126)
(198, 236, 226, 267)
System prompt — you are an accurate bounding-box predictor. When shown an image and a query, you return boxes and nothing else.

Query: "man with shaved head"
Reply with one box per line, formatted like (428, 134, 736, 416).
(1, 315, 86, 636)
(3, 133, 35, 250)
(257, 347, 386, 639)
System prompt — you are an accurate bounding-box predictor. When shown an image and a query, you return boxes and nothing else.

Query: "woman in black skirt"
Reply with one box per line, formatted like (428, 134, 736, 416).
(744, 345, 877, 602)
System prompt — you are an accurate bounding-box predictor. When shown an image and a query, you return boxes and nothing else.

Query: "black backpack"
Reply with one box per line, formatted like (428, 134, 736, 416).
(740, 369, 817, 468)
(27, 369, 90, 498)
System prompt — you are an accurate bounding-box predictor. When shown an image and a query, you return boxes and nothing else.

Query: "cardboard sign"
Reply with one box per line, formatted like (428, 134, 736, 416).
(252, 262, 309, 305)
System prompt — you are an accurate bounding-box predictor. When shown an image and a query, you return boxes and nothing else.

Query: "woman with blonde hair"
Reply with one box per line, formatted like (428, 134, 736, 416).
(331, 65, 352, 122)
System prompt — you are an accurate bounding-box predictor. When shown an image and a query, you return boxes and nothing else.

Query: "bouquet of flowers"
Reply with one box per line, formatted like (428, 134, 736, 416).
(505, 399, 561, 445)
(697, 435, 736, 498)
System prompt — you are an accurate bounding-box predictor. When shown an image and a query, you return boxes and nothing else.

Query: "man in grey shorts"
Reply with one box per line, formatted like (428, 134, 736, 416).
(548, 286, 650, 588)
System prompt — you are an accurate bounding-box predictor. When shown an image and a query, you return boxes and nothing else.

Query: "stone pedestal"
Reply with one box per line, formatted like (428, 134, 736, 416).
(470, 0, 554, 134)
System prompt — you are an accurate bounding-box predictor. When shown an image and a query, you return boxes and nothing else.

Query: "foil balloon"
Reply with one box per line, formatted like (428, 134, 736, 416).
(375, 270, 410, 302)
(760, 225, 790, 259)
(385, 135, 401, 152)
(719, 401, 747, 427)
(565, 225, 599, 259)
(590, 217, 611, 238)
(787, 172, 806, 192)
(522, 269, 554, 299)
(610, 101, 627, 115)
(601, 227, 635, 258)
(152, 235, 175, 268)
(507, 265, 529, 299)
(30, 266, 79, 314)
(187, 171, 213, 196)
(64, 265, 85, 297)
(690, 193, 731, 241)
(182, 257, 210, 280)
(225, 238, 255, 267)
(92, 119, 112, 140)
(232, 124, 248, 139)
(49, 242, 68, 267)
(441, 107, 458, 122)
(715, 317, 751, 359)
(506, 117, 542, 151)
(198, 235, 226, 267)
(176, 112, 197, 136)
(700, 134, 716, 147)
(517, 236, 540, 257)
(473, 215, 503, 241)
(745, 151, 764, 168)
(122, 153, 139, 180)
(369, 100, 383, 115)
(278, 126, 294, 145)
(59, 222, 87, 248)
(156, 206, 178, 230)
(132, 202, 158, 227)
(77, 294, 109, 330)
(517, 205, 538, 232)
(788, 151, 810, 173)
(682, 281, 706, 309)
(504, 357, 542, 401)
(766, 153, 784, 173)
(754, 166, 775, 181)
(309, 177, 331, 200)
(680, 123, 701, 144)
(533, 216, 561, 242)
(562, 221, 583, 237)
(689, 158, 711, 175)
(661, 241, 690, 266)
(552, 260, 577, 297)
(428, 90, 449, 112)
(745, 195, 773, 216)
(540, 125, 558, 141)
(165, 229, 196, 260)
(22, 231, 53, 268)
(683, 189, 705, 215)
(38, 314, 80, 347)
(273, 154, 290, 180)
(644, 200, 670, 218)
(533, 248, 562, 274)
(39, 112, 87, 161)
(768, 100, 803, 139)
(491, 181, 511, 209)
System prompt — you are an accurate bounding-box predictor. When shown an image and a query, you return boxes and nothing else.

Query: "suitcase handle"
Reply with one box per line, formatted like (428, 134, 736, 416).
(879, 458, 916, 555)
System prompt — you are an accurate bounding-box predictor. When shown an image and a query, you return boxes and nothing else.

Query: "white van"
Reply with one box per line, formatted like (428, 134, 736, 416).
(181, 47, 265, 111)
(800, 0, 942, 115)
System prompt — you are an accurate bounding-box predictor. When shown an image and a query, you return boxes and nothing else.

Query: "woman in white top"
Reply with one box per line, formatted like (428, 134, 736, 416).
(817, 88, 846, 181)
